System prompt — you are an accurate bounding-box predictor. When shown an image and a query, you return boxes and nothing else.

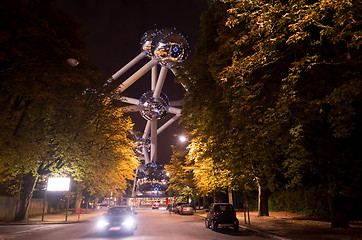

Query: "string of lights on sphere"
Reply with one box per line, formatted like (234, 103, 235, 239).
(140, 27, 190, 69)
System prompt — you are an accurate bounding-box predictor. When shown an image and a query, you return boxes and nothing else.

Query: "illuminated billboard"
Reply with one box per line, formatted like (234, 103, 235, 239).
(47, 177, 70, 191)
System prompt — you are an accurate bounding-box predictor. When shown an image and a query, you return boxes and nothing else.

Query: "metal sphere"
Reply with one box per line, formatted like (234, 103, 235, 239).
(139, 91, 169, 121)
(130, 130, 150, 157)
(140, 29, 160, 58)
(150, 28, 189, 69)
(132, 140, 150, 156)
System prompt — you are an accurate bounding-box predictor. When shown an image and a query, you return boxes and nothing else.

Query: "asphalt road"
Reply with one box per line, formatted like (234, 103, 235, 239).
(0, 208, 269, 240)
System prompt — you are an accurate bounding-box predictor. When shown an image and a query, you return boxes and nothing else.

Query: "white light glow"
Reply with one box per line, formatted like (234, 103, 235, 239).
(122, 217, 135, 228)
(179, 136, 187, 142)
(97, 218, 109, 229)
(47, 177, 70, 191)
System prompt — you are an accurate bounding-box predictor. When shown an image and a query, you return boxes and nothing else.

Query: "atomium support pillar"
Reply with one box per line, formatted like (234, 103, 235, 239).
(150, 118, 158, 162)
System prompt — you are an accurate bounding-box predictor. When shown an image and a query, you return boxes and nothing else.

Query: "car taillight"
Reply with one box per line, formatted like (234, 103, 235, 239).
(214, 212, 219, 217)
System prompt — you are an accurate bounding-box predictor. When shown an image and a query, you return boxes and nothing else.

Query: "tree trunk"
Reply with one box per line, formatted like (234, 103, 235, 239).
(327, 194, 349, 228)
(228, 187, 233, 205)
(14, 173, 38, 221)
(73, 183, 82, 213)
(94, 197, 99, 211)
(243, 190, 249, 207)
(12, 99, 32, 137)
(85, 197, 89, 213)
(258, 183, 269, 217)
(203, 195, 207, 209)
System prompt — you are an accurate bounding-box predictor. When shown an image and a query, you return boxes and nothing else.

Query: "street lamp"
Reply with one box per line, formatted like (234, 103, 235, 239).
(66, 58, 79, 67)
(179, 136, 187, 143)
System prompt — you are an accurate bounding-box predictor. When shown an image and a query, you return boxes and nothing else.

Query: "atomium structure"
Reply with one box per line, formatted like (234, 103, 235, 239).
(104, 28, 189, 197)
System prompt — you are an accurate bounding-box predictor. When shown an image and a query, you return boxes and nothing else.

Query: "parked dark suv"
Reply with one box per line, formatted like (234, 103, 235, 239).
(205, 203, 239, 231)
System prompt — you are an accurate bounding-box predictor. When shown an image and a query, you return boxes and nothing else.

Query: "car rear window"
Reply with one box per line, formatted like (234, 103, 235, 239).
(214, 205, 234, 212)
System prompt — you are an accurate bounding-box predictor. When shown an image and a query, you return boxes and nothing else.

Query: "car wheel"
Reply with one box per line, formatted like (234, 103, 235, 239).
(234, 224, 239, 231)
(211, 221, 218, 231)
(205, 218, 210, 228)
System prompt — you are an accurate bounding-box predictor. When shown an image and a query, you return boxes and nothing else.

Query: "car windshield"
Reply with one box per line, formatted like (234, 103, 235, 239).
(214, 205, 234, 213)
(108, 207, 132, 215)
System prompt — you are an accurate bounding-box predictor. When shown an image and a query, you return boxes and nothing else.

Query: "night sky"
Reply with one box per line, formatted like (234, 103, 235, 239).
(51, 0, 209, 164)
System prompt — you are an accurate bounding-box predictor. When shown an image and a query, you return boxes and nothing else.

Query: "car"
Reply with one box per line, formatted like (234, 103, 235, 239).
(152, 203, 159, 209)
(96, 206, 138, 234)
(97, 204, 109, 210)
(205, 203, 239, 231)
(179, 204, 194, 215)
(174, 202, 188, 214)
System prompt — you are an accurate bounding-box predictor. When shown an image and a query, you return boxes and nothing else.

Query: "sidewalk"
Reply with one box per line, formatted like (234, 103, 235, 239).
(194, 210, 362, 240)
(29, 209, 106, 224)
(0, 209, 106, 225)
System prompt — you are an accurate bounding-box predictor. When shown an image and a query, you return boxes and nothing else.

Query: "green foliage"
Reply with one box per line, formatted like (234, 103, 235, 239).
(0, 0, 138, 202)
(176, 0, 361, 222)
(165, 145, 197, 201)
(269, 186, 329, 216)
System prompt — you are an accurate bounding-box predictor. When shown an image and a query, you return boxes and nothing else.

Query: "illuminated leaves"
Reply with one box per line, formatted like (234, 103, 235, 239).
(165, 145, 196, 200)
(178, 0, 361, 208)
(0, 0, 138, 200)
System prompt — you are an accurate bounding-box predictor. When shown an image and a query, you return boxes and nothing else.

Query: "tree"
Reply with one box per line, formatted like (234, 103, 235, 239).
(178, 0, 361, 227)
(61, 97, 138, 212)
(220, 0, 361, 226)
(165, 145, 198, 203)
(178, 0, 282, 216)
(0, 0, 138, 220)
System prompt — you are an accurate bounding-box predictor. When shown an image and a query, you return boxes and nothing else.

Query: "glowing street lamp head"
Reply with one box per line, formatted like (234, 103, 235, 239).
(179, 136, 187, 142)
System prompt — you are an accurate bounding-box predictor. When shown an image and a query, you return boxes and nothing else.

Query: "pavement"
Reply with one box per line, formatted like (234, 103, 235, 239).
(1, 208, 361, 240)
(0, 209, 105, 225)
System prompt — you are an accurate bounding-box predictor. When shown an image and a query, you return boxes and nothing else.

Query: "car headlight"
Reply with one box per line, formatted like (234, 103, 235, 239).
(96, 218, 109, 229)
(122, 217, 135, 228)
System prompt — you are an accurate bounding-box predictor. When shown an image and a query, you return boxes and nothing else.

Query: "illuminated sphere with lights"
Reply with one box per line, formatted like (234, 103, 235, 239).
(132, 140, 150, 156)
(130, 130, 150, 157)
(151, 28, 189, 68)
(139, 91, 169, 120)
(140, 29, 159, 58)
